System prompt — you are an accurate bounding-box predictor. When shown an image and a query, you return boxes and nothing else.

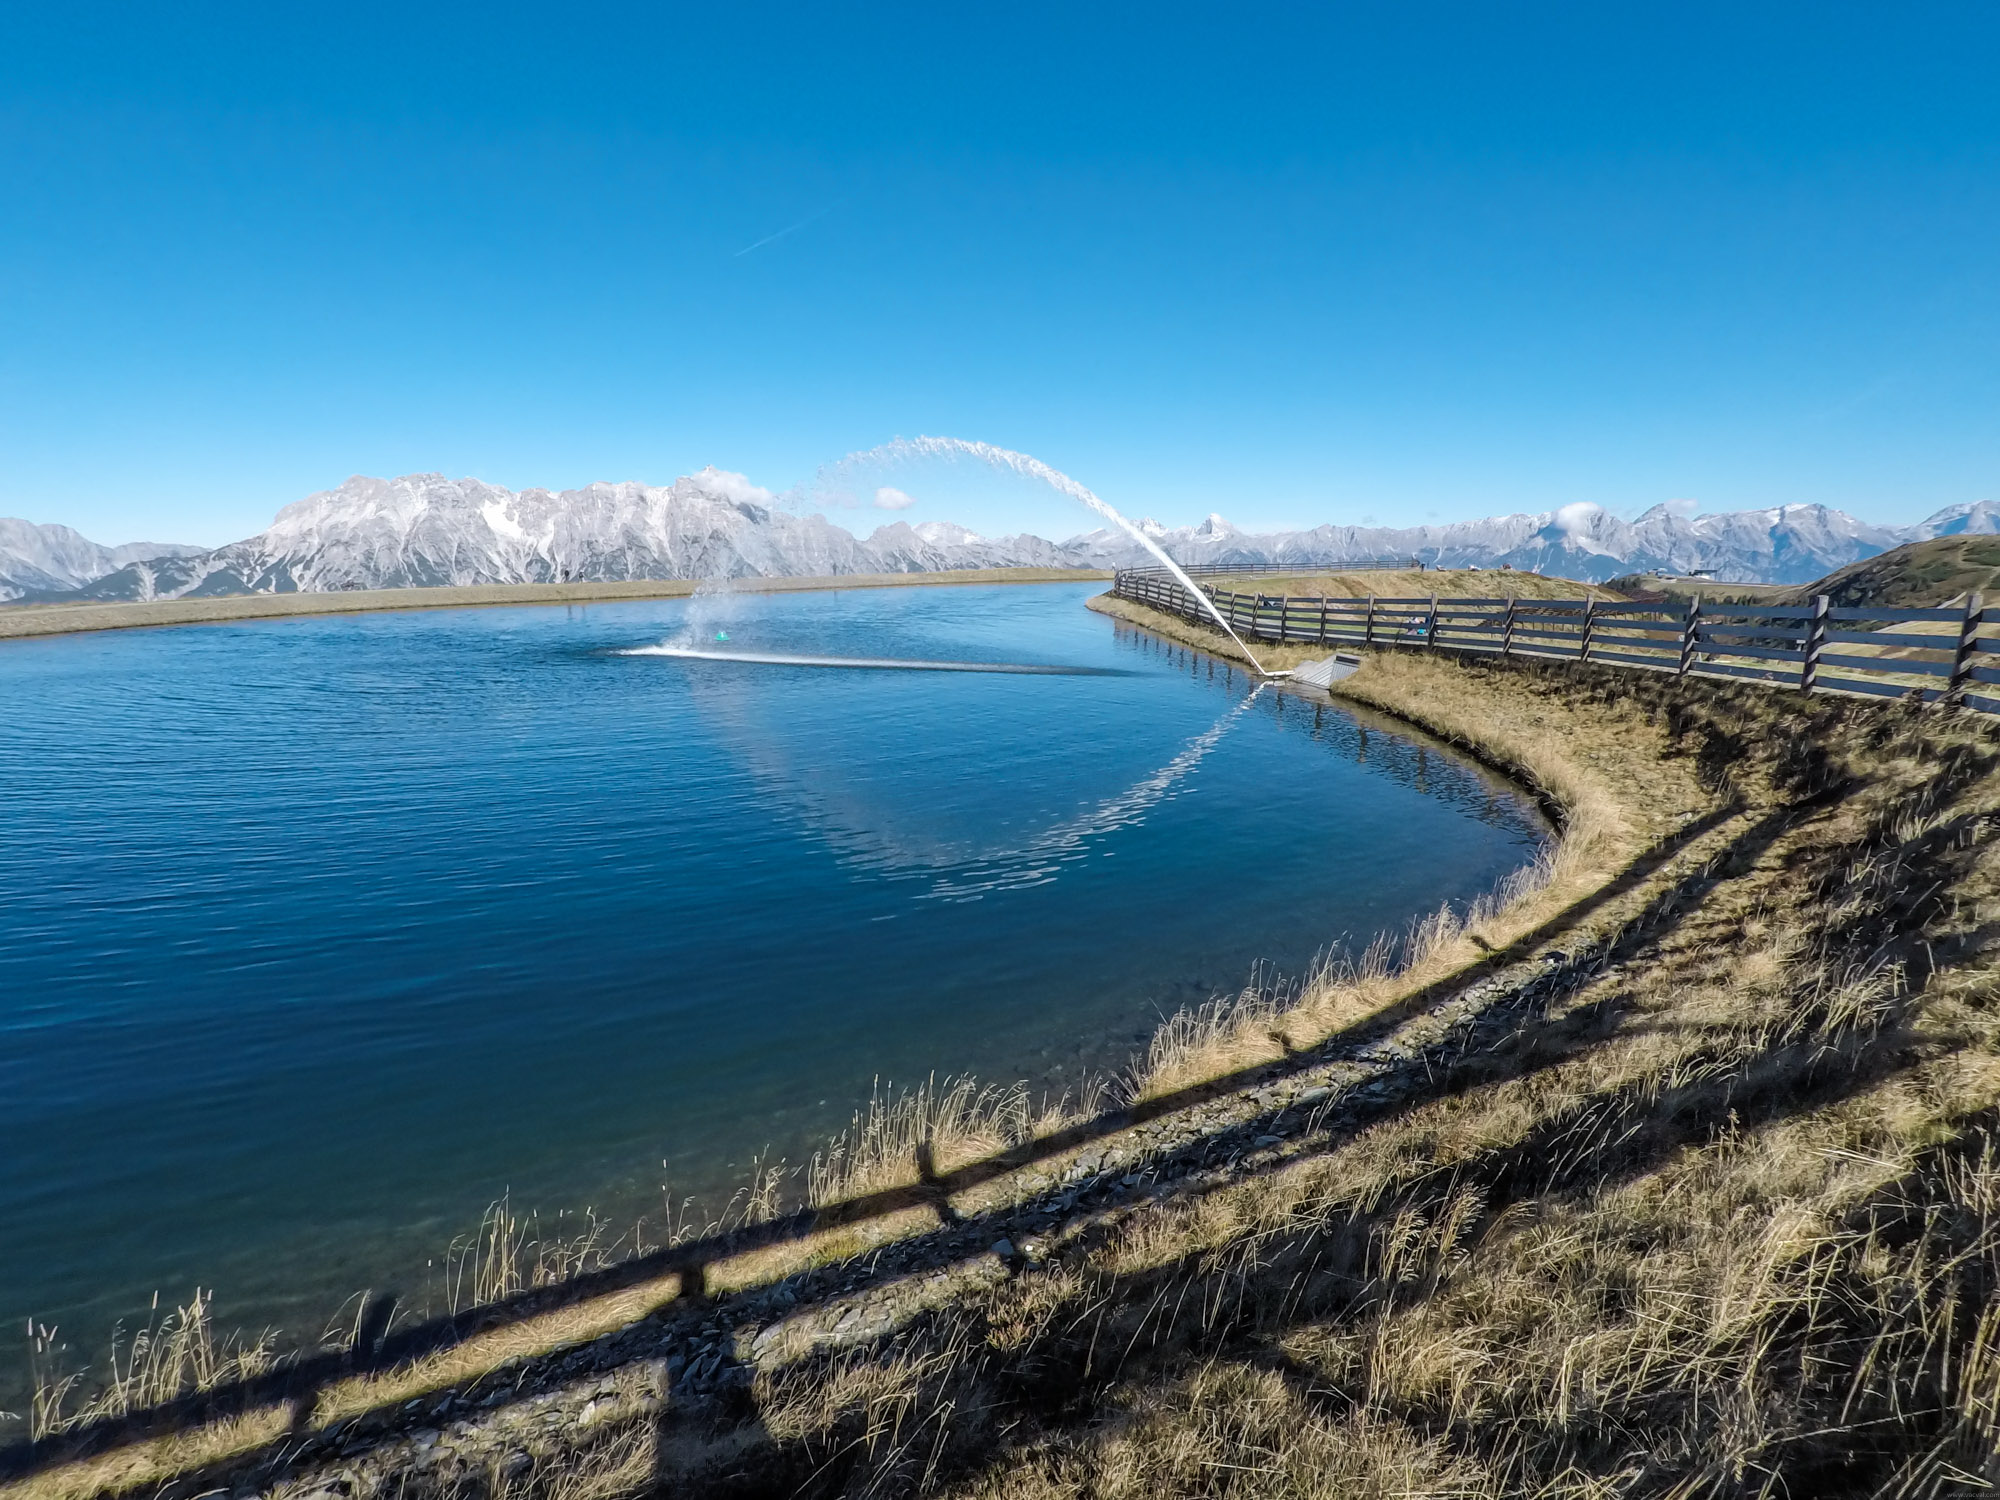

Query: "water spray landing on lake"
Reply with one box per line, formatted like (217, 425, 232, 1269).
(822, 436, 1289, 677)
(621, 643, 1118, 676)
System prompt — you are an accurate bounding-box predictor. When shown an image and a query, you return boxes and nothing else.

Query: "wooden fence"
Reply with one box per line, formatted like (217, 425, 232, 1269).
(1111, 567, 2000, 715)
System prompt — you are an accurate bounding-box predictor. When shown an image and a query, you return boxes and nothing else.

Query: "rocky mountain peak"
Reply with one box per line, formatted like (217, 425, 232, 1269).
(13, 473, 2000, 603)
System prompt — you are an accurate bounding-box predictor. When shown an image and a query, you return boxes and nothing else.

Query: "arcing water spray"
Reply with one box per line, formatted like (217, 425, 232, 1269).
(819, 436, 1283, 677)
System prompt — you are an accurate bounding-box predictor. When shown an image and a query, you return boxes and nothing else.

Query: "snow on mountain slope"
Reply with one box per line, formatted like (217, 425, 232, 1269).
(13, 468, 2000, 602)
(29, 470, 1091, 602)
(1066, 500, 1963, 585)
(0, 519, 204, 600)
(1910, 501, 2000, 538)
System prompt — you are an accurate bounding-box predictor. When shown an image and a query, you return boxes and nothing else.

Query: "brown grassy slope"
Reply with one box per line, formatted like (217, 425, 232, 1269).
(1602, 573, 1792, 605)
(1192, 568, 1596, 600)
(0, 569, 1111, 642)
(1778, 535, 2000, 609)
(1606, 539, 2000, 611)
(18, 600, 2000, 1500)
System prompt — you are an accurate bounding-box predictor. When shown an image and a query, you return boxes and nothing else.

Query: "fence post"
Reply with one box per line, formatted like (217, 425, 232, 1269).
(1800, 594, 1830, 693)
(1364, 595, 1376, 647)
(1502, 597, 1517, 657)
(1678, 598, 1702, 677)
(1950, 590, 1985, 701)
(1425, 594, 1440, 650)
(1578, 595, 1596, 663)
(1279, 595, 1291, 642)
(1317, 596, 1329, 644)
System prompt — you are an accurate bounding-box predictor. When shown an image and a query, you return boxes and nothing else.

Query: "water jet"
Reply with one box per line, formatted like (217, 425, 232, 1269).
(816, 437, 1359, 686)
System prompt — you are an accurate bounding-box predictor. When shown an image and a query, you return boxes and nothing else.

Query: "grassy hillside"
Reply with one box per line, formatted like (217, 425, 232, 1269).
(1601, 573, 1792, 605)
(1196, 568, 1595, 600)
(1203, 544, 2000, 611)
(15, 599, 2000, 1499)
(1780, 535, 2000, 609)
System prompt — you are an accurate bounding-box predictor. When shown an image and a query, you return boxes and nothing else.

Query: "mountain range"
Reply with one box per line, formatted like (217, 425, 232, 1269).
(1081, 499, 2000, 584)
(0, 519, 206, 600)
(5, 469, 1999, 602)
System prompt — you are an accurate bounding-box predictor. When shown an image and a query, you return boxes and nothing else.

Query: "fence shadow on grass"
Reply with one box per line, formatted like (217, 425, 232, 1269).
(733, 1051, 1917, 1497)
(647, 894, 1925, 1498)
(0, 796, 1766, 1490)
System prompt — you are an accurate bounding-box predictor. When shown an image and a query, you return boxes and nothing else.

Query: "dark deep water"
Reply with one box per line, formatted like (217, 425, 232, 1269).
(0, 582, 1545, 1379)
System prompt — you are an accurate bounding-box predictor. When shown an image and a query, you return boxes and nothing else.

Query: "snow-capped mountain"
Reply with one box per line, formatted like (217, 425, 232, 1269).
(0, 519, 203, 600)
(22, 470, 1081, 602)
(1067, 501, 1986, 585)
(11, 470, 2000, 602)
(1912, 501, 2000, 538)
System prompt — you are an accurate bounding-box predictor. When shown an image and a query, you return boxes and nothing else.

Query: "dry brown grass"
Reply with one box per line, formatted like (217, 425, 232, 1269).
(1196, 568, 1597, 601)
(22, 1294, 276, 1444)
(808, 1078, 1102, 1208)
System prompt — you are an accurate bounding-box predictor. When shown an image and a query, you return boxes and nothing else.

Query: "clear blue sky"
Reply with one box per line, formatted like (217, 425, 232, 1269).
(2, 2, 1996, 546)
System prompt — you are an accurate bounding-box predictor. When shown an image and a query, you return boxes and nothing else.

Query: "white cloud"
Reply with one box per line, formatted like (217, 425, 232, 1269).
(694, 466, 774, 506)
(873, 486, 917, 510)
(1552, 501, 1603, 536)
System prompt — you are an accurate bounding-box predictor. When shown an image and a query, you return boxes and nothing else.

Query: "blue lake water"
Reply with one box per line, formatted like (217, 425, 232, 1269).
(0, 582, 1545, 1379)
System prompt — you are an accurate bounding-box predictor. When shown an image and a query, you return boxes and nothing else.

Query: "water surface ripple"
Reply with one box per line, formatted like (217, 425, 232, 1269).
(0, 583, 1545, 1363)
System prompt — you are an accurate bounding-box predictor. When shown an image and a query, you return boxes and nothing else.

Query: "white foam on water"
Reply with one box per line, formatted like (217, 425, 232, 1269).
(621, 644, 1114, 676)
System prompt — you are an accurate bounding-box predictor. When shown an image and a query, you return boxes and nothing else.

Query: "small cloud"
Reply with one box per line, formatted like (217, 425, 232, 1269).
(695, 466, 774, 505)
(873, 486, 917, 510)
(1552, 501, 1603, 536)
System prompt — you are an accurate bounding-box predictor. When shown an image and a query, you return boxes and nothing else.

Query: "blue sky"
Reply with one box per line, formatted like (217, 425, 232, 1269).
(2, 2, 1996, 547)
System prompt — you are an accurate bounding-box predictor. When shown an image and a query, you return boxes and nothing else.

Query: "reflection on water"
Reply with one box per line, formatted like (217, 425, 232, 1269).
(681, 650, 1268, 900)
(1112, 624, 1536, 835)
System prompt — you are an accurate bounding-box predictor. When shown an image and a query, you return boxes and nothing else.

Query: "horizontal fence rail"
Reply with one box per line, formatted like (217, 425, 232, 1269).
(1111, 567, 2000, 716)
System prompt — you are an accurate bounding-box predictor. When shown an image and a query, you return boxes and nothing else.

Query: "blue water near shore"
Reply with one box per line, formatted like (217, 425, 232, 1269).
(0, 582, 1545, 1368)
